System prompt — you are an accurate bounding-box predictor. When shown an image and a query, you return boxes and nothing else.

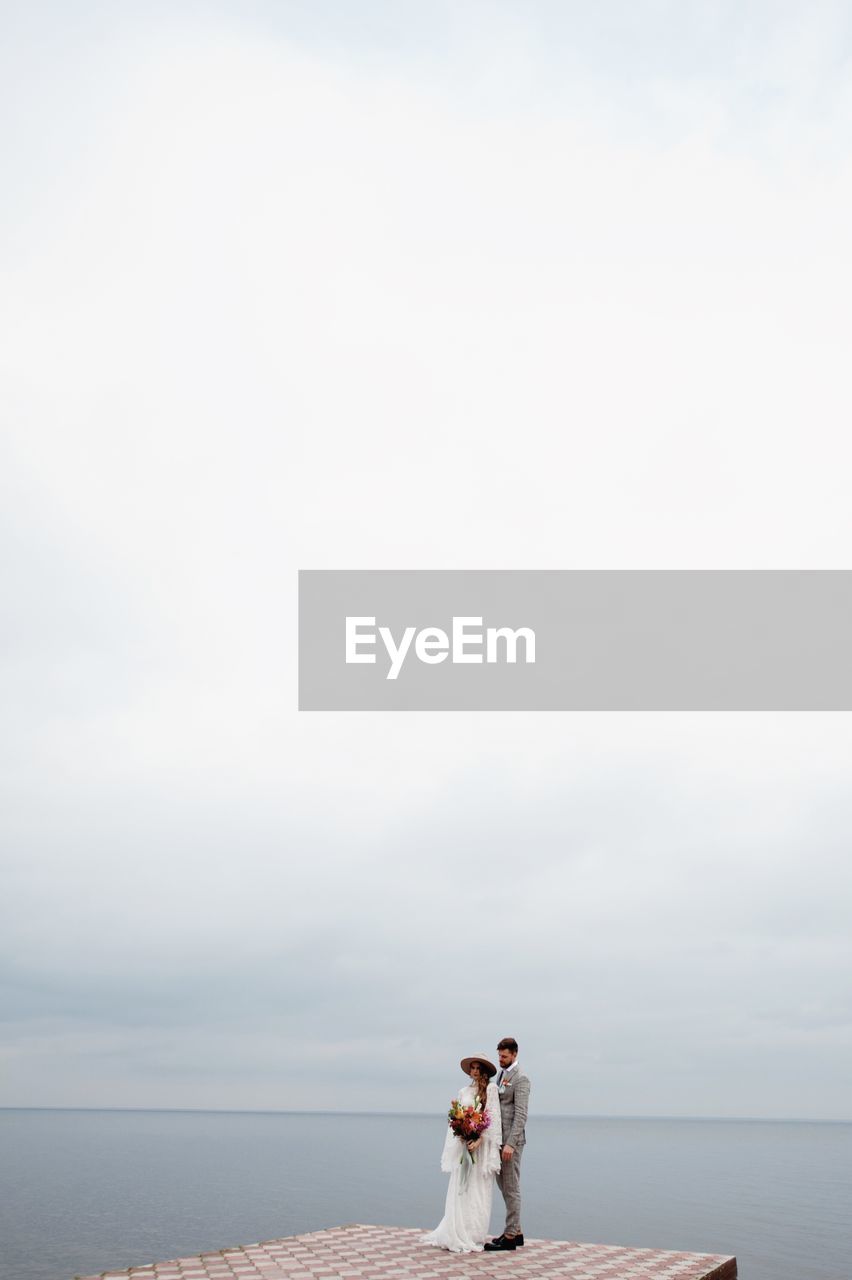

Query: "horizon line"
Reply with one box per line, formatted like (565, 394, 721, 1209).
(1, 1105, 849, 1124)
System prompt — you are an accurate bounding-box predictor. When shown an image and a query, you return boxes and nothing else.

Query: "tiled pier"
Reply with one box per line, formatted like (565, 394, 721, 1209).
(73, 1222, 737, 1280)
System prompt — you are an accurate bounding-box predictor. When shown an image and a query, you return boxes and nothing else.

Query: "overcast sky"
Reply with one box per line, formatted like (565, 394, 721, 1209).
(2, 1, 852, 1121)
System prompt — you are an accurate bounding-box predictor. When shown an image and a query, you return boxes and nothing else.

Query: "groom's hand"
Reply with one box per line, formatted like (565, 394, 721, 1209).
(502, 1144, 515, 1162)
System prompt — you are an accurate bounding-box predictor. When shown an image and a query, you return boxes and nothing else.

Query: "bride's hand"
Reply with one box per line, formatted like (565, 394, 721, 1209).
(467, 1138, 482, 1152)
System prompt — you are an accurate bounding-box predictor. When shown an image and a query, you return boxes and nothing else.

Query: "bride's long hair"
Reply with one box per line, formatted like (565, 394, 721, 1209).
(469, 1061, 489, 1110)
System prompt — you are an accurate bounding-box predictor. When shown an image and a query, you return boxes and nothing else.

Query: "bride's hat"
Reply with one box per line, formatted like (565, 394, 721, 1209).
(460, 1055, 497, 1078)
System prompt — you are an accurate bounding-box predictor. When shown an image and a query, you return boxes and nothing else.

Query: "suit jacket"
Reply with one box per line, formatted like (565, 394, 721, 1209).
(497, 1067, 530, 1149)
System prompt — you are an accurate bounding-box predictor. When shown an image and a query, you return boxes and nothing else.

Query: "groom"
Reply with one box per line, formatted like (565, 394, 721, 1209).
(485, 1037, 530, 1252)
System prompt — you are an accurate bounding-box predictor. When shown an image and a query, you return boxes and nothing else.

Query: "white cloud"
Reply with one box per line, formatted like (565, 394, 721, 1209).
(2, 2, 852, 1117)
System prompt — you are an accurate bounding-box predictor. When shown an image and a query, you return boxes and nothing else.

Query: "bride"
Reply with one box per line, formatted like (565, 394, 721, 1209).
(420, 1055, 503, 1253)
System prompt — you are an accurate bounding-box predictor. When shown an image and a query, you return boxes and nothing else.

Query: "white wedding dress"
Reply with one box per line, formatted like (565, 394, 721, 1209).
(419, 1080, 503, 1253)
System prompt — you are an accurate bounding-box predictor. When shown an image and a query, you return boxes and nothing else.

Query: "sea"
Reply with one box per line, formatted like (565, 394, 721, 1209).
(2, 1109, 849, 1280)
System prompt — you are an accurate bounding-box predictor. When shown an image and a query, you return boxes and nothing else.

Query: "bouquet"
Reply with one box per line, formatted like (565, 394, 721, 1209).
(447, 1098, 491, 1187)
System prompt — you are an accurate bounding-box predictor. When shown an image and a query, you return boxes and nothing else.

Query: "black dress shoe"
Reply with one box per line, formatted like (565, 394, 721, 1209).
(484, 1236, 518, 1251)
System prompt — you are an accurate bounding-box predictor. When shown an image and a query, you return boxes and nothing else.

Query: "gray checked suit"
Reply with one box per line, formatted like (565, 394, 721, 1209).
(495, 1065, 530, 1237)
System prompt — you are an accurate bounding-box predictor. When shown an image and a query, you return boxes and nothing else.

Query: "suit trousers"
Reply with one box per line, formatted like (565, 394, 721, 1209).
(496, 1143, 523, 1236)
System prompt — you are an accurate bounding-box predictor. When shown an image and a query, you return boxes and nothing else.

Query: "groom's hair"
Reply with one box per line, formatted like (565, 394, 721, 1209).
(497, 1037, 518, 1053)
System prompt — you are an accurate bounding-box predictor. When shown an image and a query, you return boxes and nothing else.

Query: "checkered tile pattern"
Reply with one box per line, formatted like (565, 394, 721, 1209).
(73, 1223, 737, 1280)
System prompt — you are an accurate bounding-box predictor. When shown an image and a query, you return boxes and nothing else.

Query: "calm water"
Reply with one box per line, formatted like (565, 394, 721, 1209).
(1, 1109, 850, 1280)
